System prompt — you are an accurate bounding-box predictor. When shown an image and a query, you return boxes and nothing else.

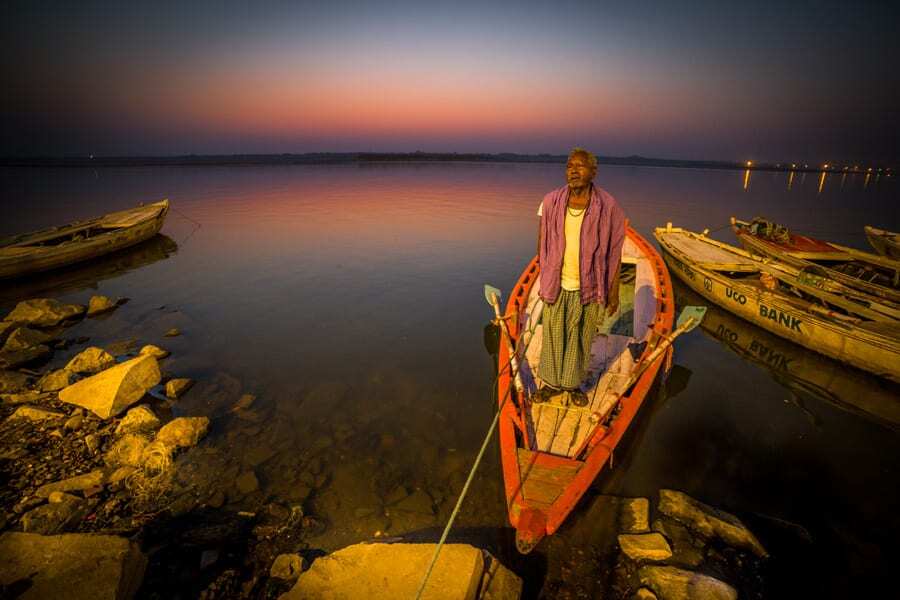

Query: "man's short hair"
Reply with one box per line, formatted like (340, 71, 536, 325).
(568, 147, 598, 171)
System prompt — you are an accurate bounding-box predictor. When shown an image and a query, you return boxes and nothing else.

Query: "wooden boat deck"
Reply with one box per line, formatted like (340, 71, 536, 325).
(516, 448, 582, 509)
(517, 236, 659, 457)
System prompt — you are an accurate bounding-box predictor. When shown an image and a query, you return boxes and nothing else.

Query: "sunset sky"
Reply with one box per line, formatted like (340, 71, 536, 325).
(2, 1, 897, 162)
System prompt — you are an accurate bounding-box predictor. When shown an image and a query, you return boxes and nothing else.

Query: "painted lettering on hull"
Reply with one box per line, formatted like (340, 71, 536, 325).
(759, 304, 802, 332)
(725, 288, 747, 305)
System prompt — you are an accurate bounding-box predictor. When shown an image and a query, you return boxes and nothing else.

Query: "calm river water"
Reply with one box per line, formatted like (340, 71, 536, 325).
(2, 163, 897, 598)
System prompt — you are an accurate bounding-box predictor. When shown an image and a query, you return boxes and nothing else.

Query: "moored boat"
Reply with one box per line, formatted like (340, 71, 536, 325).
(0, 200, 170, 279)
(731, 216, 900, 304)
(674, 281, 900, 430)
(656, 224, 900, 382)
(496, 227, 675, 553)
(865, 225, 900, 259)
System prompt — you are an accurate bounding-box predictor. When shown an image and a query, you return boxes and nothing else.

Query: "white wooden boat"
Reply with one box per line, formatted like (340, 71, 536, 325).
(655, 224, 900, 382)
(865, 226, 900, 259)
(0, 200, 169, 279)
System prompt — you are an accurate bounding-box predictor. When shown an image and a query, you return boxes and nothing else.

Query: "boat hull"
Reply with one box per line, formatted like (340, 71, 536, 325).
(498, 227, 675, 552)
(865, 226, 900, 260)
(657, 227, 900, 382)
(0, 200, 169, 279)
(732, 219, 900, 304)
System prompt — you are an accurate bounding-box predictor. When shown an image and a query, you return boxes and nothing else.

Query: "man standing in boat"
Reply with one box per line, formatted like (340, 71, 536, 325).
(535, 148, 625, 406)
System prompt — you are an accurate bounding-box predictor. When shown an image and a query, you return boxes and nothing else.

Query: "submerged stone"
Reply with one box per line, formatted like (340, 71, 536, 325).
(652, 518, 705, 568)
(155, 416, 209, 449)
(0, 344, 52, 369)
(165, 377, 193, 398)
(0, 369, 30, 393)
(3, 326, 53, 352)
(270, 553, 306, 580)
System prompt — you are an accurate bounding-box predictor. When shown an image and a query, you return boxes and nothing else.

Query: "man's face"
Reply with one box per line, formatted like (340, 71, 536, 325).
(567, 155, 596, 189)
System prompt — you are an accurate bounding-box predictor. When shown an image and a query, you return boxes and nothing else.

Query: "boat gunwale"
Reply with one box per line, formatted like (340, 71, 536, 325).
(498, 226, 675, 544)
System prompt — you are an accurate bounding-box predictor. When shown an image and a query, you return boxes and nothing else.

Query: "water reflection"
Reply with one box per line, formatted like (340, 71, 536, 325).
(742, 168, 751, 191)
(0, 234, 178, 307)
(675, 281, 900, 429)
(817, 171, 827, 194)
(787, 170, 794, 190)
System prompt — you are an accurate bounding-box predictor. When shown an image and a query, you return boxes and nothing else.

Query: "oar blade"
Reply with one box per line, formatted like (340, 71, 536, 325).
(676, 305, 707, 331)
(484, 284, 502, 306)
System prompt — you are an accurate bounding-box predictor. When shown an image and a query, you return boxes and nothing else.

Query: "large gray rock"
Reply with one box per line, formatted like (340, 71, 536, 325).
(154, 416, 209, 449)
(2, 326, 53, 352)
(115, 405, 160, 435)
(58, 355, 161, 418)
(280, 543, 489, 600)
(0, 531, 146, 600)
(4, 298, 86, 327)
(658, 489, 767, 558)
(36, 470, 106, 498)
(618, 533, 673, 562)
(65, 346, 116, 375)
(638, 566, 737, 600)
(0, 369, 30, 393)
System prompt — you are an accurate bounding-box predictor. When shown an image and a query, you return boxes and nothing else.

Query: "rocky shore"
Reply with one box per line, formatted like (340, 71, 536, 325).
(1, 295, 772, 599)
(0, 296, 341, 599)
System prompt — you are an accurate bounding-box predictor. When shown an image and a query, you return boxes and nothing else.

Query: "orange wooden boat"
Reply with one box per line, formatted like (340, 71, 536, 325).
(496, 227, 676, 553)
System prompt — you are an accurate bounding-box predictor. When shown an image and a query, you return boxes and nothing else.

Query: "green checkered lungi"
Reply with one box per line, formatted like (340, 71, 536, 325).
(538, 289, 605, 390)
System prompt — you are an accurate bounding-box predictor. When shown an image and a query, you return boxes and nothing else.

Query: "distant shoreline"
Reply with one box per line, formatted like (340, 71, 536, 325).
(0, 153, 892, 174)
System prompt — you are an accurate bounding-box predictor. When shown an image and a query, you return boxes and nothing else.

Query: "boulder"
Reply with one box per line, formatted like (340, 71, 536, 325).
(618, 533, 673, 562)
(139, 344, 170, 359)
(165, 377, 193, 399)
(115, 405, 161, 435)
(658, 489, 767, 558)
(7, 405, 65, 422)
(270, 553, 306, 580)
(65, 346, 116, 375)
(105, 434, 149, 468)
(0, 369, 30, 393)
(3, 326, 53, 352)
(0, 344, 52, 369)
(652, 518, 705, 568)
(58, 354, 161, 418)
(39, 368, 73, 392)
(637, 566, 737, 600)
(280, 543, 486, 600)
(155, 416, 209, 449)
(0, 531, 146, 600)
(36, 470, 106, 498)
(87, 295, 118, 317)
(21, 496, 87, 534)
(3, 298, 85, 327)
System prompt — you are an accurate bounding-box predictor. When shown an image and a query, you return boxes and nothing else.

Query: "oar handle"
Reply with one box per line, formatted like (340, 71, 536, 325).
(490, 293, 525, 394)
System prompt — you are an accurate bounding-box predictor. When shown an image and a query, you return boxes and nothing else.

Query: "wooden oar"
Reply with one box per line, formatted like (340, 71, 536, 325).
(484, 284, 525, 395)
